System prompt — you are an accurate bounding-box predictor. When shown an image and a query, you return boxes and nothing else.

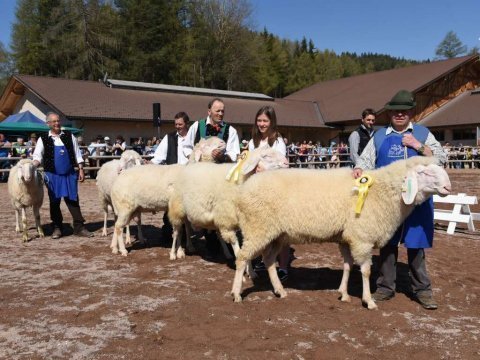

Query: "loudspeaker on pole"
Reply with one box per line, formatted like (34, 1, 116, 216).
(153, 103, 161, 127)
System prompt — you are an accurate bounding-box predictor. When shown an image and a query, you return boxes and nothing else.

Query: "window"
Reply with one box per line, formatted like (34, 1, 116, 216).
(452, 128, 476, 141)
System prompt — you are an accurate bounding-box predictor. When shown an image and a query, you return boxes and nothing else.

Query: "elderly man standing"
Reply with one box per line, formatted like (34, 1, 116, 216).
(183, 98, 240, 257)
(353, 90, 446, 310)
(348, 108, 376, 166)
(33, 112, 93, 239)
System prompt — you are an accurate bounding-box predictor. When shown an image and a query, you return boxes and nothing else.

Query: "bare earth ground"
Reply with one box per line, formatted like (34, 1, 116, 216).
(0, 169, 479, 360)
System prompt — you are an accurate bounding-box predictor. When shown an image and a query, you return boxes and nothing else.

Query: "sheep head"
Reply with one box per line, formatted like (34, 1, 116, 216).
(16, 159, 36, 183)
(118, 150, 143, 173)
(402, 157, 451, 205)
(190, 137, 227, 163)
(241, 147, 289, 175)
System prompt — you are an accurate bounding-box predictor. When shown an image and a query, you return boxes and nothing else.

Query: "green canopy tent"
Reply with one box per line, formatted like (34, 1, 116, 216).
(0, 120, 83, 135)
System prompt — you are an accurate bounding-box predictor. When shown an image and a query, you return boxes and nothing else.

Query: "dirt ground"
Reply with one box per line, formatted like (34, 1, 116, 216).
(0, 169, 479, 360)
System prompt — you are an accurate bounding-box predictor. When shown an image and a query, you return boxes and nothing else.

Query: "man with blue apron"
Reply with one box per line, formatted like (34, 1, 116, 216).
(354, 90, 447, 310)
(33, 112, 93, 239)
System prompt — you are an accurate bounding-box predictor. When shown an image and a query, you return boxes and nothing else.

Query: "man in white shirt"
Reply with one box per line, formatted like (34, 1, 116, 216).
(151, 112, 190, 165)
(32, 112, 93, 239)
(183, 98, 240, 163)
(182, 98, 240, 257)
(151, 112, 190, 241)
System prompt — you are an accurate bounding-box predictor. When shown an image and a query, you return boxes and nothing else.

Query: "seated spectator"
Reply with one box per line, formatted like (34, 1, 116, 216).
(112, 135, 126, 156)
(12, 137, 28, 160)
(144, 139, 155, 155)
(0, 133, 12, 182)
(26, 133, 38, 157)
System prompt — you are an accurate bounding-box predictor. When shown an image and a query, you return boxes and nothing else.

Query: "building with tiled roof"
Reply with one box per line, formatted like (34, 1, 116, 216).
(1, 54, 479, 145)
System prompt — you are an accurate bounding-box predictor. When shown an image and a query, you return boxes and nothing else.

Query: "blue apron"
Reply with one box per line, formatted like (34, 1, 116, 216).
(45, 145, 78, 201)
(376, 133, 433, 248)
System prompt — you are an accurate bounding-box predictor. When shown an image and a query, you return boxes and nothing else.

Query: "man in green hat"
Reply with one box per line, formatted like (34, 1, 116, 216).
(353, 90, 447, 310)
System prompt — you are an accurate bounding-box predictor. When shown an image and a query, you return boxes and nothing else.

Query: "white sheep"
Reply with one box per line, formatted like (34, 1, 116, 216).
(230, 156, 451, 309)
(109, 137, 226, 256)
(167, 147, 289, 267)
(8, 159, 45, 242)
(96, 150, 143, 242)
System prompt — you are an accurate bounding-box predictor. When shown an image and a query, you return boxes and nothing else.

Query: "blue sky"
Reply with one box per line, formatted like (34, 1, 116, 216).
(1, 0, 479, 61)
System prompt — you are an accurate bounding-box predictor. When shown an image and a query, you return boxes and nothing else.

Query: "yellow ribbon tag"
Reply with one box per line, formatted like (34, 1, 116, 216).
(225, 151, 250, 184)
(354, 174, 374, 215)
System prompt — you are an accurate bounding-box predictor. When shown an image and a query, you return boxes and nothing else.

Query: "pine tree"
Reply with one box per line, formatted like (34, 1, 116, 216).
(435, 31, 467, 59)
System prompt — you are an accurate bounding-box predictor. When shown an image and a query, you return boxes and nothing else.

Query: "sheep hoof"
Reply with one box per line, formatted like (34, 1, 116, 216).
(366, 300, 378, 310)
(232, 294, 243, 303)
(169, 253, 177, 261)
(275, 289, 287, 298)
(120, 250, 128, 256)
(101, 229, 107, 237)
(15, 227, 21, 233)
(340, 294, 351, 303)
(176, 248, 185, 259)
(112, 248, 119, 255)
(38, 231, 45, 238)
(22, 236, 28, 243)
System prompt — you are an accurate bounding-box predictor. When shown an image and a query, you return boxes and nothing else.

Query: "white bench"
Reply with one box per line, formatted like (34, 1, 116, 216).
(433, 193, 479, 234)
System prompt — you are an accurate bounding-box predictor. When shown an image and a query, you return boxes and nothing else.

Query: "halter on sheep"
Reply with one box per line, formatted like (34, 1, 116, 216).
(231, 156, 451, 309)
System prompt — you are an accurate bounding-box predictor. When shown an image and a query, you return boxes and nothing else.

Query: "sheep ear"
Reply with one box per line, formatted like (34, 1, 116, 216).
(135, 158, 142, 166)
(17, 166, 23, 181)
(194, 148, 203, 162)
(241, 153, 261, 174)
(402, 170, 418, 205)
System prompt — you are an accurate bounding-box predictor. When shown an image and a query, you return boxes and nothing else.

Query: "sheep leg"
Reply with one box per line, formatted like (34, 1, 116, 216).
(15, 209, 21, 233)
(338, 243, 353, 302)
(175, 225, 186, 259)
(110, 231, 119, 254)
(102, 210, 108, 236)
(221, 229, 256, 280)
(33, 205, 44, 238)
(170, 224, 182, 260)
(21, 207, 28, 242)
(263, 242, 287, 298)
(114, 212, 130, 256)
(359, 259, 377, 310)
(231, 259, 248, 302)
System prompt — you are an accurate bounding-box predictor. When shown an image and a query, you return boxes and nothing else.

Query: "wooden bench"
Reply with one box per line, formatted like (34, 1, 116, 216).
(433, 193, 479, 234)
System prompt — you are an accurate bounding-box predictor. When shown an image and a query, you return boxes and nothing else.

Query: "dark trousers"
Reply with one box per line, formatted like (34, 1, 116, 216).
(48, 189, 85, 232)
(376, 246, 432, 297)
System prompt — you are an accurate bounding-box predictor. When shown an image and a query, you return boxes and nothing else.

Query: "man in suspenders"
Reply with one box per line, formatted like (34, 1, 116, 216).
(182, 98, 240, 258)
(353, 90, 446, 310)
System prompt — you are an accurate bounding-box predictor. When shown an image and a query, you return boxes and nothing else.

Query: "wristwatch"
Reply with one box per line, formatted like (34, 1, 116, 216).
(417, 144, 425, 155)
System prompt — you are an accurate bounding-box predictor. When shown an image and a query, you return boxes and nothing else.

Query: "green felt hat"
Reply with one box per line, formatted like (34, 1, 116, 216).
(385, 90, 416, 110)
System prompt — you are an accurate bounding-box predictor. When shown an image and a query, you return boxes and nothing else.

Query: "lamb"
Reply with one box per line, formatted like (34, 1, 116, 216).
(230, 156, 451, 309)
(109, 137, 226, 256)
(167, 147, 289, 266)
(96, 150, 144, 240)
(8, 159, 45, 242)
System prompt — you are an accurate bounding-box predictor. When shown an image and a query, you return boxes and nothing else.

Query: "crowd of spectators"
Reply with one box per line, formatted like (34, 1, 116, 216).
(1, 131, 479, 182)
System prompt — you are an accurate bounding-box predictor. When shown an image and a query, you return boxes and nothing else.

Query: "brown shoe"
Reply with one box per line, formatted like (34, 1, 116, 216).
(52, 227, 62, 239)
(416, 294, 438, 310)
(74, 228, 94, 238)
(372, 291, 395, 302)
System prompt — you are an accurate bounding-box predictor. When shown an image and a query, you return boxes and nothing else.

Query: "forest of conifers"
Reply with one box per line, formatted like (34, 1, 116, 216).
(1, 0, 422, 97)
